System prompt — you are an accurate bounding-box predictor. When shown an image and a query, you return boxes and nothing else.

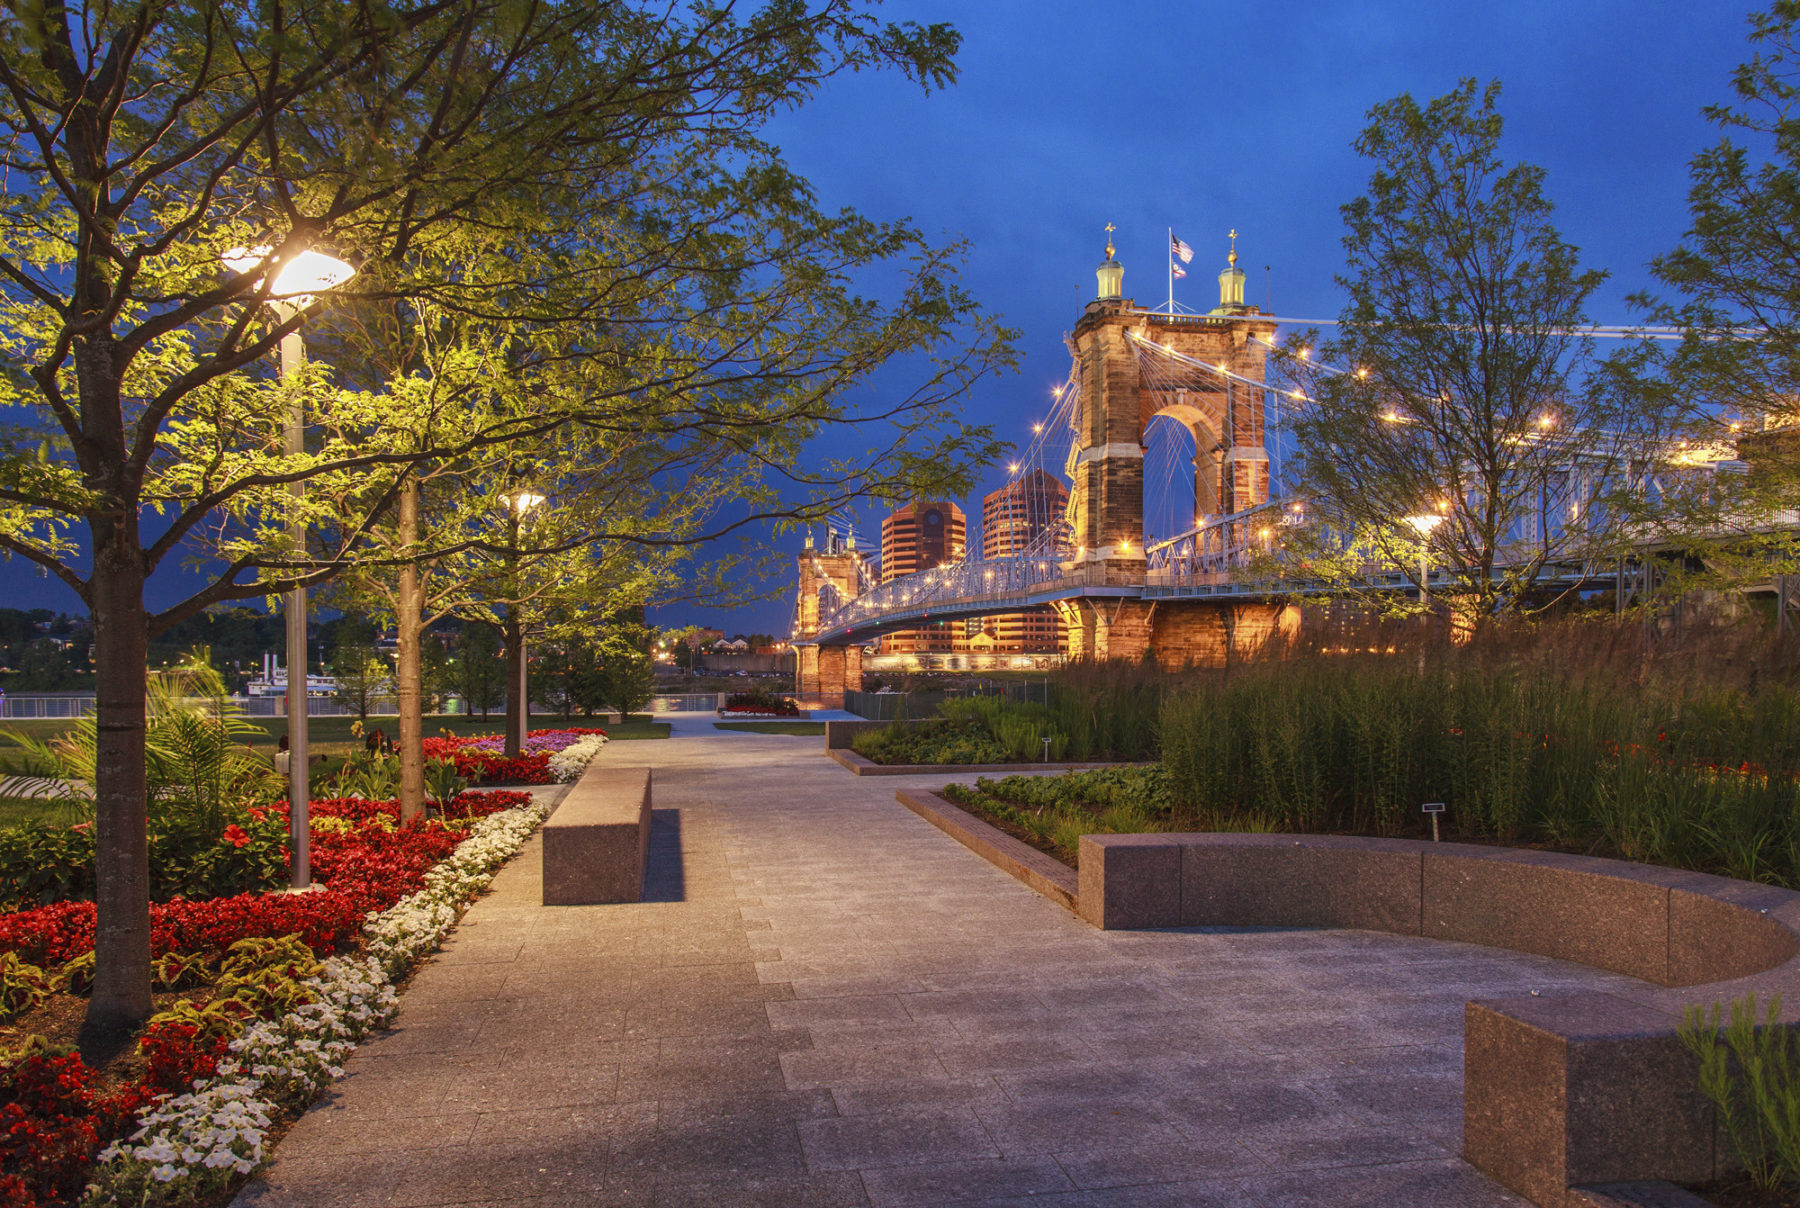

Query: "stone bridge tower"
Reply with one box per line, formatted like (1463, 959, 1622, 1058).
(1057, 231, 1296, 662)
(793, 530, 866, 705)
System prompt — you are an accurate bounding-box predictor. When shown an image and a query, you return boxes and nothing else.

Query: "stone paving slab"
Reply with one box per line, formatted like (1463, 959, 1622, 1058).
(235, 715, 1645, 1207)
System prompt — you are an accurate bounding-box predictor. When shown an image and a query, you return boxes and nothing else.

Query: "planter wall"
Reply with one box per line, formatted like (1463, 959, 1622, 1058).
(1079, 832, 1800, 1208)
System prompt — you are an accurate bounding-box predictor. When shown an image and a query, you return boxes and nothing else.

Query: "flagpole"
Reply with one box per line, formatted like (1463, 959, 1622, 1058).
(1167, 227, 1174, 314)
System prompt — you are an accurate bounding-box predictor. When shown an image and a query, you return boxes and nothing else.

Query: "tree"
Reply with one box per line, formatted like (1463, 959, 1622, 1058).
(13, 640, 72, 691)
(597, 624, 656, 720)
(454, 624, 507, 719)
(1278, 80, 1645, 628)
(664, 625, 709, 675)
(327, 620, 389, 723)
(420, 633, 456, 715)
(1634, 3, 1800, 560)
(0, 0, 1010, 1050)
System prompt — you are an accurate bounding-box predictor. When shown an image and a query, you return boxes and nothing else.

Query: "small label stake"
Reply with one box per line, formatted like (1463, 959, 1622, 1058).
(1422, 801, 1445, 842)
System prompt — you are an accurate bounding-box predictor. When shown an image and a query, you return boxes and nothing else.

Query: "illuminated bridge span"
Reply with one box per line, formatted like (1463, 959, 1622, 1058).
(790, 231, 1761, 703)
(805, 501, 1655, 650)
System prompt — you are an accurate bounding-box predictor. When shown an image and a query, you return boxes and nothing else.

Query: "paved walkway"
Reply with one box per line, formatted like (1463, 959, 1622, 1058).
(238, 716, 1642, 1208)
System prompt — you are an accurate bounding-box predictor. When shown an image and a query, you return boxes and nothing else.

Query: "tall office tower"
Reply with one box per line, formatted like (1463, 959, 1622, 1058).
(968, 470, 1069, 654)
(879, 501, 967, 655)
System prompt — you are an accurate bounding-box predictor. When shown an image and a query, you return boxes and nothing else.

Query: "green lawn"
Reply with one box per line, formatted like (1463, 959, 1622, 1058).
(0, 713, 669, 747)
(0, 795, 85, 828)
(713, 721, 827, 736)
(603, 720, 670, 740)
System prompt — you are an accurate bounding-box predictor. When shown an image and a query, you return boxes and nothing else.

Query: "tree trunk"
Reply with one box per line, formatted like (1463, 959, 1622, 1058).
(396, 478, 426, 823)
(503, 611, 523, 759)
(81, 527, 153, 1056)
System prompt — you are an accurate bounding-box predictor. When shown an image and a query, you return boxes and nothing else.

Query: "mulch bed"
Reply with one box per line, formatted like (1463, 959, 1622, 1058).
(1691, 1179, 1800, 1207)
(0, 989, 190, 1090)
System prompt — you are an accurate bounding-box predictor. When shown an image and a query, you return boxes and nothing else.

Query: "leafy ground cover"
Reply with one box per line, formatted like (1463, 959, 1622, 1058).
(942, 768, 1180, 866)
(850, 667, 1165, 766)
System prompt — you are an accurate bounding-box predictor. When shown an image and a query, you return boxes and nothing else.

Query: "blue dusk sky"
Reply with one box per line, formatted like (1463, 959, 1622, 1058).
(657, 0, 1757, 638)
(0, 2, 1759, 640)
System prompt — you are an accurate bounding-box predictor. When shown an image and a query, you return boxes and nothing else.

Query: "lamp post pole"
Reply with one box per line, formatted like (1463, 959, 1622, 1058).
(514, 511, 525, 756)
(278, 316, 312, 887)
(1405, 513, 1445, 610)
(224, 245, 355, 890)
(499, 490, 546, 756)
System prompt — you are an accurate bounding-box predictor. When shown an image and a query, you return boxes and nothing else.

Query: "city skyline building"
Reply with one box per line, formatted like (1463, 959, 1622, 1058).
(969, 471, 1068, 654)
(879, 500, 967, 655)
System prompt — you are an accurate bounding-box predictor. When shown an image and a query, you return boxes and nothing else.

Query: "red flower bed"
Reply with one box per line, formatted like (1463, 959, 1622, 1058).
(0, 787, 545, 1205)
(0, 1052, 153, 1208)
(0, 793, 532, 968)
(448, 752, 552, 785)
(138, 1021, 228, 1095)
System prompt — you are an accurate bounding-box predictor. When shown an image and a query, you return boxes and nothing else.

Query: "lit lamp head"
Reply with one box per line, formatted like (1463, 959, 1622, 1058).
(499, 490, 547, 516)
(1404, 514, 1444, 535)
(222, 244, 356, 307)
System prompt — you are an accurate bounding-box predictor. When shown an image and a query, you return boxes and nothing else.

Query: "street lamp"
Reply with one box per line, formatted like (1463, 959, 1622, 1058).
(222, 243, 355, 889)
(498, 490, 546, 754)
(1404, 513, 1444, 605)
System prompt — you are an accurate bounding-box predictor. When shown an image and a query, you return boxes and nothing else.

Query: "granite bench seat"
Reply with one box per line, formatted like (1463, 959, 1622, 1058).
(1076, 832, 1800, 1208)
(541, 764, 652, 906)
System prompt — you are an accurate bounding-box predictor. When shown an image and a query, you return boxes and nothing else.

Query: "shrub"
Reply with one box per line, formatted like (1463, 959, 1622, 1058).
(721, 691, 800, 716)
(1679, 994, 1800, 1192)
(943, 767, 1176, 864)
(1157, 657, 1800, 882)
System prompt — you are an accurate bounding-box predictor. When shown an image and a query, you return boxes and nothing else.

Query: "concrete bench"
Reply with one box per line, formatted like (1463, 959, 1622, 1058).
(541, 764, 652, 905)
(1077, 832, 1800, 1208)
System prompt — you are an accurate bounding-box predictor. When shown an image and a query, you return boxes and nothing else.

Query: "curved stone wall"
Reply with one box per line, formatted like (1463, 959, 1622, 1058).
(1075, 832, 1800, 1208)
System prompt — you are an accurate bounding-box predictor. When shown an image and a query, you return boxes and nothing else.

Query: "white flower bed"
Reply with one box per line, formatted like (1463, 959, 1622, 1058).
(546, 733, 607, 782)
(85, 797, 553, 1206)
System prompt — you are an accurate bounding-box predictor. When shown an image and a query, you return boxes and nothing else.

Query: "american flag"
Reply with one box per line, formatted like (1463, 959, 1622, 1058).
(1171, 234, 1194, 264)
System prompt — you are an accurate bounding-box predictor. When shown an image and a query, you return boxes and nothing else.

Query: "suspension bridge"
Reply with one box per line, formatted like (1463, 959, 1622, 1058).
(790, 232, 1776, 702)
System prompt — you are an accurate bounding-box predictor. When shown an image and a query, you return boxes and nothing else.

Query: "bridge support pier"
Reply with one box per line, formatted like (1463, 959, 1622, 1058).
(796, 644, 862, 709)
(1056, 599, 1299, 667)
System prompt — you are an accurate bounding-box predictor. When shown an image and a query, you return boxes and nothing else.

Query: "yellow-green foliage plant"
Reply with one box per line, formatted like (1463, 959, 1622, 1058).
(1679, 994, 1800, 1191)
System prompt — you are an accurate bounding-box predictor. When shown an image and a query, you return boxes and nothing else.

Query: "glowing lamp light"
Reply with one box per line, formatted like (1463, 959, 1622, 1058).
(500, 490, 547, 514)
(1404, 514, 1444, 535)
(1032, 423, 1044, 434)
(1380, 410, 1403, 423)
(1356, 367, 1370, 379)
(1537, 414, 1557, 430)
(222, 245, 356, 304)
(1008, 463, 1020, 473)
